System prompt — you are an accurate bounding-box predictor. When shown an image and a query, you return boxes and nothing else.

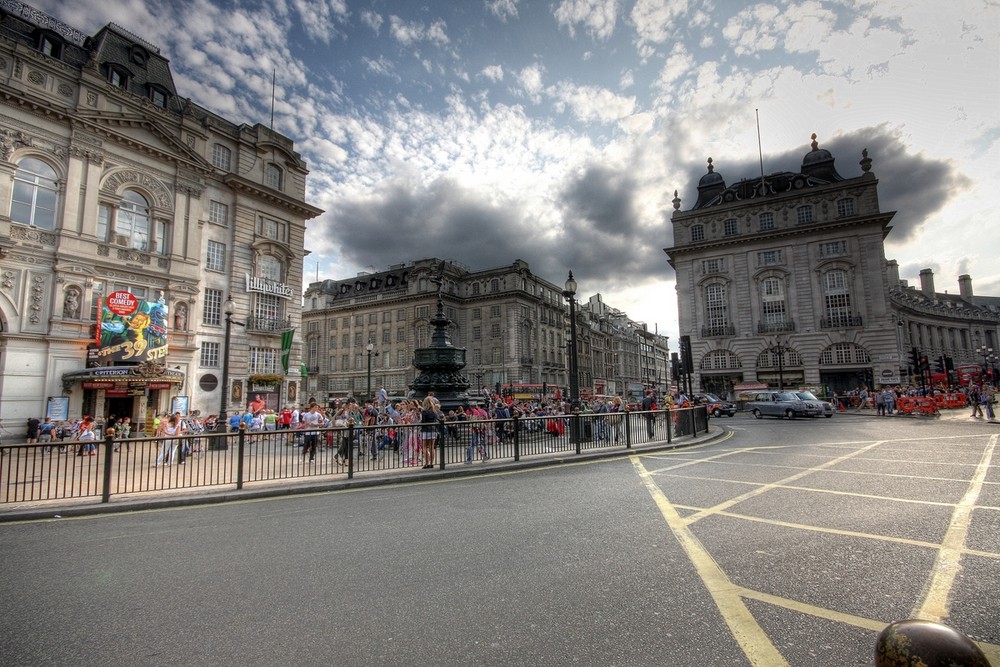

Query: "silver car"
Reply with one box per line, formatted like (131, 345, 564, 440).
(747, 391, 822, 419)
(794, 391, 835, 418)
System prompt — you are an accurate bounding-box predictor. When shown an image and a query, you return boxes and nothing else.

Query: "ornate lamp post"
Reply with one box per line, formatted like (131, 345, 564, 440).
(213, 296, 243, 449)
(562, 271, 580, 409)
(768, 336, 788, 391)
(366, 340, 379, 403)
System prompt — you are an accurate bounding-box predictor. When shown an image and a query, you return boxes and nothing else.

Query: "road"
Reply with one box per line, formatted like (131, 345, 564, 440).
(1, 414, 997, 666)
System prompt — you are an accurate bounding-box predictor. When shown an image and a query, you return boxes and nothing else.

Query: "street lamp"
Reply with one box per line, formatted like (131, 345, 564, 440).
(562, 271, 580, 409)
(366, 340, 379, 404)
(213, 295, 242, 449)
(768, 336, 788, 391)
(978, 345, 996, 384)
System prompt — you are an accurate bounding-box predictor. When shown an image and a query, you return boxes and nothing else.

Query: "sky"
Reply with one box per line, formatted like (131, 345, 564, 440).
(39, 0, 1000, 340)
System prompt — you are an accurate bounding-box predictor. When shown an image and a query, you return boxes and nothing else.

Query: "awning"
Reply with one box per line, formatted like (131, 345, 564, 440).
(62, 363, 184, 392)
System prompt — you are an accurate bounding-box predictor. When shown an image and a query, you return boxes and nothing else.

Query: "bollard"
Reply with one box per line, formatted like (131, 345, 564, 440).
(101, 429, 115, 503)
(875, 619, 991, 667)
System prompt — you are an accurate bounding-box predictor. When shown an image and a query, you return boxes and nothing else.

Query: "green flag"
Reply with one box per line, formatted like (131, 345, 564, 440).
(280, 328, 295, 373)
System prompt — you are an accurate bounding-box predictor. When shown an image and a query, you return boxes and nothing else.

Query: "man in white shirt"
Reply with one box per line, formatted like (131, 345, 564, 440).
(300, 403, 324, 462)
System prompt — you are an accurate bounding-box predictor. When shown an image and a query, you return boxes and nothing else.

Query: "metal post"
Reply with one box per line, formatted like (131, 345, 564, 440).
(212, 297, 235, 450)
(236, 422, 246, 490)
(100, 429, 115, 503)
(563, 271, 581, 447)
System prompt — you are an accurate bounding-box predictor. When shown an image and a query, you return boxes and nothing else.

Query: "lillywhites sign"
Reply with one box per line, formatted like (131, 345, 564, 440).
(246, 274, 293, 299)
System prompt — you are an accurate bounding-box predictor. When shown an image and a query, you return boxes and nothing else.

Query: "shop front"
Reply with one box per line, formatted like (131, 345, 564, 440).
(62, 362, 184, 433)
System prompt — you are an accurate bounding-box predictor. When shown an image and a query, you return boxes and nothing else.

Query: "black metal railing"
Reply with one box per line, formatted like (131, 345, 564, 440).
(245, 316, 293, 333)
(820, 314, 863, 329)
(0, 407, 709, 504)
(757, 320, 796, 334)
(701, 324, 736, 338)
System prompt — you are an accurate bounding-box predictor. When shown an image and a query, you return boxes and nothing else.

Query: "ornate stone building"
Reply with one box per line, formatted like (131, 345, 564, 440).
(665, 136, 899, 397)
(0, 1, 321, 435)
(301, 258, 668, 405)
(666, 136, 1000, 397)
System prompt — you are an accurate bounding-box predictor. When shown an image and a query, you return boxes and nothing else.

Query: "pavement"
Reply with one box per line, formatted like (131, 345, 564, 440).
(3, 404, 993, 523)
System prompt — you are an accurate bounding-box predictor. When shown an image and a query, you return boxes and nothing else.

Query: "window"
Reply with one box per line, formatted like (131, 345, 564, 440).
(491, 323, 502, 338)
(757, 250, 781, 266)
(212, 144, 232, 171)
(329, 357, 337, 372)
(208, 200, 229, 226)
(354, 332, 363, 346)
(473, 326, 482, 340)
(489, 305, 500, 318)
(397, 350, 407, 366)
(329, 335, 337, 349)
(254, 293, 283, 327)
(760, 277, 787, 326)
(264, 163, 283, 190)
(354, 315, 364, 326)
(249, 347, 280, 374)
(368, 313, 378, 325)
(836, 198, 855, 217)
(342, 317, 350, 327)
(704, 283, 729, 334)
(492, 347, 502, 364)
(341, 334, 349, 347)
(416, 306, 429, 319)
(382, 311, 392, 323)
(111, 189, 164, 253)
(758, 212, 774, 231)
(260, 217, 288, 243)
(823, 269, 852, 325)
(702, 258, 724, 274)
(38, 33, 63, 58)
(200, 342, 220, 367)
(691, 225, 705, 241)
(206, 241, 226, 271)
(796, 205, 813, 224)
(10, 157, 58, 229)
(341, 354, 349, 370)
(491, 279, 500, 292)
(723, 218, 739, 236)
(396, 309, 406, 321)
(108, 66, 129, 89)
(396, 328, 405, 343)
(129, 46, 148, 66)
(329, 318, 338, 330)
(472, 283, 481, 295)
(149, 86, 168, 108)
(257, 255, 283, 282)
(819, 240, 848, 257)
(382, 329, 391, 344)
(354, 354, 363, 370)
(203, 289, 222, 326)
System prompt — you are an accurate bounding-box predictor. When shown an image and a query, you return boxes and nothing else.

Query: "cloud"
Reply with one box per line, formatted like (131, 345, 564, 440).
(360, 10, 383, 34)
(389, 15, 450, 46)
(554, 0, 620, 42)
(479, 64, 505, 82)
(485, 0, 519, 22)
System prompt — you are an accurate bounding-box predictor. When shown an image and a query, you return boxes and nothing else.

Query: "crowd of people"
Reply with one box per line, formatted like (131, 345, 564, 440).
(833, 382, 996, 418)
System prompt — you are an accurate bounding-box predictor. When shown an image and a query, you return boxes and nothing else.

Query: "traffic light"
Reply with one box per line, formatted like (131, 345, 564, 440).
(919, 355, 929, 373)
(910, 347, 920, 370)
(934, 357, 945, 374)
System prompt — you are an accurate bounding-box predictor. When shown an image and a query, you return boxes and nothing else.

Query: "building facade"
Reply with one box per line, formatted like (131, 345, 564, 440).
(0, 1, 321, 435)
(301, 258, 668, 405)
(665, 136, 899, 397)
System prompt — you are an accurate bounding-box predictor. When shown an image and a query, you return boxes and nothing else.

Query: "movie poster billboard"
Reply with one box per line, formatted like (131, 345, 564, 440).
(95, 290, 169, 363)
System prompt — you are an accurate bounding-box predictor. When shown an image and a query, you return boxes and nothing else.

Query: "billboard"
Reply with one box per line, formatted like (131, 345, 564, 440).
(95, 291, 169, 363)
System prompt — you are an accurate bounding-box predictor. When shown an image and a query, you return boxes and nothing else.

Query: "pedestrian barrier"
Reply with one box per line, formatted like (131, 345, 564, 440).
(0, 406, 709, 504)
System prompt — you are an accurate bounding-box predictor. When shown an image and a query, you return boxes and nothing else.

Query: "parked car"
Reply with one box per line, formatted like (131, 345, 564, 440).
(746, 391, 823, 419)
(794, 391, 835, 418)
(692, 392, 737, 417)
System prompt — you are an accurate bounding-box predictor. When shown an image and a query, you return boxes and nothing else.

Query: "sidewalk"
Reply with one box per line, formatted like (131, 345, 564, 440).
(0, 423, 727, 522)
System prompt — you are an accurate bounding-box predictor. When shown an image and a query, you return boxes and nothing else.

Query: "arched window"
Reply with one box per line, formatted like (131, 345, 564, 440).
(264, 163, 283, 190)
(11, 157, 58, 229)
(760, 277, 787, 327)
(97, 189, 167, 254)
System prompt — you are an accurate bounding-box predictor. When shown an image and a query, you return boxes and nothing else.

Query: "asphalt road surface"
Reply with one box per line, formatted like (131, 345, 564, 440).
(1, 415, 997, 666)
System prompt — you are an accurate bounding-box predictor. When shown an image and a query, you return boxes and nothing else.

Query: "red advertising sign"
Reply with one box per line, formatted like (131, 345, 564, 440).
(105, 290, 139, 316)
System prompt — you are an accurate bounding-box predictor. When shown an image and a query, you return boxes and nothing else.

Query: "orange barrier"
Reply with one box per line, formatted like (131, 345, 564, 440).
(896, 396, 940, 416)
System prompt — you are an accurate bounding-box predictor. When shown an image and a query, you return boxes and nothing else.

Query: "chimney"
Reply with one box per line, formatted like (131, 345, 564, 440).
(958, 274, 973, 300)
(919, 269, 935, 298)
(886, 260, 900, 289)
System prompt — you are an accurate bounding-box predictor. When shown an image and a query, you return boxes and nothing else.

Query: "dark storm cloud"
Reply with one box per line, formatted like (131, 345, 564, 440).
(321, 160, 672, 291)
(676, 125, 970, 245)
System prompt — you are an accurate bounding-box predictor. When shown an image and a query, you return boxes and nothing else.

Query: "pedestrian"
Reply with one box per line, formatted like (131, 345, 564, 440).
(37, 417, 55, 451)
(300, 403, 324, 462)
(641, 389, 656, 439)
(970, 385, 983, 418)
(26, 416, 40, 444)
(155, 414, 180, 466)
(420, 396, 440, 469)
